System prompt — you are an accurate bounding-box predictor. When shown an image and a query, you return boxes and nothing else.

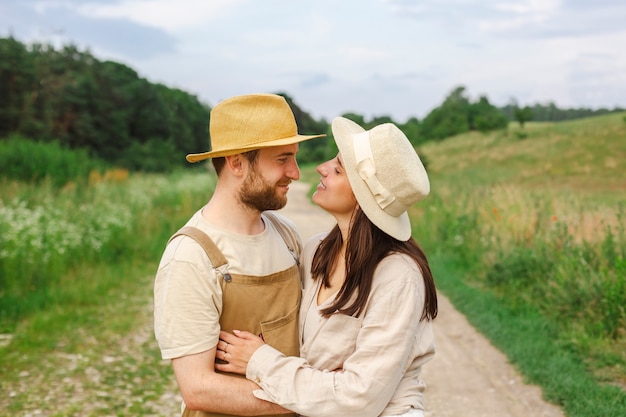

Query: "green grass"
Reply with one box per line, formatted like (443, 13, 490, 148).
(0, 260, 178, 416)
(422, 113, 626, 202)
(0, 169, 213, 330)
(430, 254, 626, 416)
(406, 112, 626, 416)
(1, 168, 213, 415)
(0, 135, 106, 186)
(1, 113, 625, 415)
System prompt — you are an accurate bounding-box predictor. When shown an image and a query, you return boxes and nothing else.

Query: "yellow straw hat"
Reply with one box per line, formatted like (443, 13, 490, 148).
(187, 93, 326, 162)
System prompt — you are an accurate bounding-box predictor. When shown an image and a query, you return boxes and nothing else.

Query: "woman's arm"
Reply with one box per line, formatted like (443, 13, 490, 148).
(217, 257, 433, 417)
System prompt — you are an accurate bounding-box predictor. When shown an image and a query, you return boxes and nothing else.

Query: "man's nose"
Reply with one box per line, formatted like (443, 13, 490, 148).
(287, 160, 300, 180)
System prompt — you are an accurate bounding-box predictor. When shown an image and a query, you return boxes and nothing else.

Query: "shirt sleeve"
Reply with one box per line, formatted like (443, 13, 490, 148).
(154, 237, 223, 359)
(246, 256, 426, 417)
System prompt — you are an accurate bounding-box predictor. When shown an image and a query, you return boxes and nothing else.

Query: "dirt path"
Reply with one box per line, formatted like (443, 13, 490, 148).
(278, 181, 565, 417)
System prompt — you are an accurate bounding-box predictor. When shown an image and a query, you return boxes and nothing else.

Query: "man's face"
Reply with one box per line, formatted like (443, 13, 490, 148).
(239, 144, 300, 211)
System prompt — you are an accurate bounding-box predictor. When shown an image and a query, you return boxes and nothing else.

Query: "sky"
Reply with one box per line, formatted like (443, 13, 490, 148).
(2, 0, 626, 122)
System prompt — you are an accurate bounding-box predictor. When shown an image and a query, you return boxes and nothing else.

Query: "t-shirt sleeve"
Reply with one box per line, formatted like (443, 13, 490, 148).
(153, 237, 223, 360)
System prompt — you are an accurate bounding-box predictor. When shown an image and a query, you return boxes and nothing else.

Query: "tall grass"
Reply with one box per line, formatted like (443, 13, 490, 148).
(415, 112, 626, 340)
(414, 182, 625, 340)
(0, 135, 106, 186)
(411, 181, 626, 415)
(408, 112, 626, 415)
(1, 145, 213, 414)
(2, 114, 624, 415)
(0, 166, 214, 332)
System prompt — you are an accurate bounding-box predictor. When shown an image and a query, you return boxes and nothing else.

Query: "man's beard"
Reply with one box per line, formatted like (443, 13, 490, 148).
(239, 168, 288, 211)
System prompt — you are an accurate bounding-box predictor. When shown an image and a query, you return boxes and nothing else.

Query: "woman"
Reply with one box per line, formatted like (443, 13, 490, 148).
(215, 117, 438, 417)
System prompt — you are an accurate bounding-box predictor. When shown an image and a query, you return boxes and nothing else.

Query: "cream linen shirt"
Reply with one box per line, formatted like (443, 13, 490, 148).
(246, 233, 436, 417)
(153, 209, 298, 360)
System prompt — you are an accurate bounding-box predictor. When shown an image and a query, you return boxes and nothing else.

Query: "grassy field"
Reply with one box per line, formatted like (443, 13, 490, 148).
(1, 113, 625, 416)
(0, 170, 212, 416)
(407, 112, 626, 416)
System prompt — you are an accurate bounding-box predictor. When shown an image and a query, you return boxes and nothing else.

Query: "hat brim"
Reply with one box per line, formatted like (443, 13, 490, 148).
(331, 117, 412, 241)
(186, 133, 325, 162)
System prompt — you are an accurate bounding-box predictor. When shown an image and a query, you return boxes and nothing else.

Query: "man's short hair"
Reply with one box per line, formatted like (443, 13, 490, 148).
(211, 149, 259, 176)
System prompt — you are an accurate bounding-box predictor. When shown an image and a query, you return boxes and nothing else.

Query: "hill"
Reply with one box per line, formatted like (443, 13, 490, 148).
(420, 112, 626, 200)
(407, 112, 626, 415)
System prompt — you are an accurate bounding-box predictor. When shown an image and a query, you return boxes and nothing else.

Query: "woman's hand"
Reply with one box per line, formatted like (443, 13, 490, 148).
(215, 330, 266, 375)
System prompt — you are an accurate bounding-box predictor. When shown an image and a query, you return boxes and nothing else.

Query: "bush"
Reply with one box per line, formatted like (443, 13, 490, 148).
(0, 135, 104, 186)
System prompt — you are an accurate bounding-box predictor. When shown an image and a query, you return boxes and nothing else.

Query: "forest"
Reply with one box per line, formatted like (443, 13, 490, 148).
(1, 36, 623, 174)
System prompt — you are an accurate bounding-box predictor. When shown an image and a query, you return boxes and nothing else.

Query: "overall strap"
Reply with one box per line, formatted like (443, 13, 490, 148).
(168, 226, 232, 282)
(264, 212, 302, 264)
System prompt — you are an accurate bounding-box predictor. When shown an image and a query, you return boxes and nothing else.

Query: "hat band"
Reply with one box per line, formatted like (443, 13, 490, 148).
(353, 132, 406, 217)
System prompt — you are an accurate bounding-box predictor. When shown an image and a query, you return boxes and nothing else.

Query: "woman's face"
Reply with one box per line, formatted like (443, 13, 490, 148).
(312, 153, 358, 218)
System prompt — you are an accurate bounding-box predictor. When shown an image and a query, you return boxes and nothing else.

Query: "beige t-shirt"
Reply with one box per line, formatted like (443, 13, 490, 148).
(153, 209, 300, 360)
(246, 232, 436, 417)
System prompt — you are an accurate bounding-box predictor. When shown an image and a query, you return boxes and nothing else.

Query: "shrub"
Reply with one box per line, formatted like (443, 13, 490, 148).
(0, 135, 104, 186)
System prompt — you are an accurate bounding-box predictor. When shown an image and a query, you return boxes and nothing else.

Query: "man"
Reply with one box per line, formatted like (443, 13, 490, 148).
(153, 93, 325, 416)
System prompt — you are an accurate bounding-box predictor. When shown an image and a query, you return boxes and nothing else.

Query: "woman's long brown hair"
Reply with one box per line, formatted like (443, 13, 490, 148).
(311, 208, 438, 321)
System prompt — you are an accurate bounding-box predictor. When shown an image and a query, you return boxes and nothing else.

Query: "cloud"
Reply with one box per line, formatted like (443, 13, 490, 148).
(2, 0, 625, 120)
(338, 46, 390, 62)
(64, 14, 176, 59)
(1, 1, 178, 59)
(299, 73, 332, 89)
(566, 44, 626, 107)
(385, 0, 626, 39)
(74, 0, 244, 32)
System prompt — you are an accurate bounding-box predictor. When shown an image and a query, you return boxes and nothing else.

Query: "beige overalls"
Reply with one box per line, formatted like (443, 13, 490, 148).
(170, 213, 300, 417)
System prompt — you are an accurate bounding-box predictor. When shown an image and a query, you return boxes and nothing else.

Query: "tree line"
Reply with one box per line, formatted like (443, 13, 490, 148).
(501, 101, 624, 124)
(1, 36, 622, 172)
(1, 36, 210, 172)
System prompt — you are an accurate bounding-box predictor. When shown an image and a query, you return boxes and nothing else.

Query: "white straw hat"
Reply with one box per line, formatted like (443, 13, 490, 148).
(331, 117, 430, 241)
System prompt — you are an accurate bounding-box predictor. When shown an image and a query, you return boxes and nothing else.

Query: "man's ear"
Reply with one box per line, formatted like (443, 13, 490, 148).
(225, 154, 246, 177)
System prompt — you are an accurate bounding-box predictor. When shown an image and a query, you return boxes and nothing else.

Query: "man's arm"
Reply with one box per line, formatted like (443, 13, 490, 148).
(172, 347, 291, 416)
